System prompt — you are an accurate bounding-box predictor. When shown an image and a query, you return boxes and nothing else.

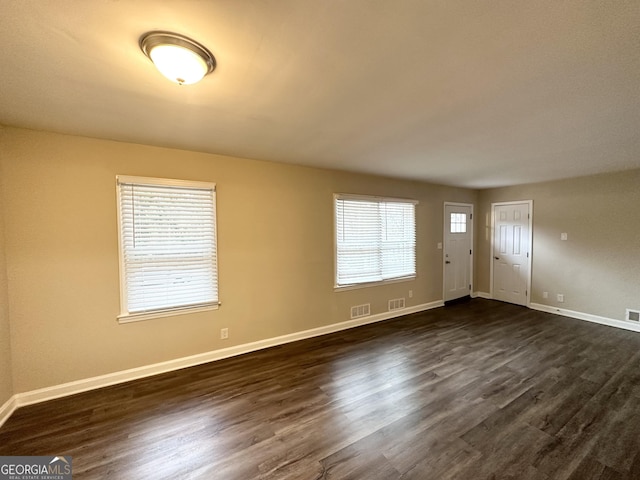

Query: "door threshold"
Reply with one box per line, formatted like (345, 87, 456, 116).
(444, 295, 472, 306)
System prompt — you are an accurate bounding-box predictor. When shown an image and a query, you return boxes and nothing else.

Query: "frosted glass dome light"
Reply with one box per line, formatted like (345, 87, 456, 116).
(140, 32, 216, 85)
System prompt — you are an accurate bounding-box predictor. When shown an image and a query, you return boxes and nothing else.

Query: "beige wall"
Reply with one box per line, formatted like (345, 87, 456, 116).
(0, 149, 14, 406)
(2, 124, 637, 397)
(476, 169, 640, 320)
(1, 127, 476, 393)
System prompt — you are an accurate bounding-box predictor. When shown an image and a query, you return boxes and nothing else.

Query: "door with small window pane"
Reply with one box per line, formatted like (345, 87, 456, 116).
(444, 204, 473, 302)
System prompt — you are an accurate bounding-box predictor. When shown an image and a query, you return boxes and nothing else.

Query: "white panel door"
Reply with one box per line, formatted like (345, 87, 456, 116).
(492, 202, 530, 306)
(444, 204, 472, 302)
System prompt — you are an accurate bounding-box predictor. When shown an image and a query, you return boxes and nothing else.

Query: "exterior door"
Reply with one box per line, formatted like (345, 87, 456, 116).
(492, 202, 531, 306)
(444, 203, 473, 302)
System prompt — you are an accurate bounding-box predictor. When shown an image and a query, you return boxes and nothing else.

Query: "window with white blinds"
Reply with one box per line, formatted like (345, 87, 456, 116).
(335, 194, 417, 287)
(116, 176, 218, 321)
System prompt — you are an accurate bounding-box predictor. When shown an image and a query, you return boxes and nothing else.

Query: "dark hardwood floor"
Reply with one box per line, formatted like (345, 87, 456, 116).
(2, 299, 640, 479)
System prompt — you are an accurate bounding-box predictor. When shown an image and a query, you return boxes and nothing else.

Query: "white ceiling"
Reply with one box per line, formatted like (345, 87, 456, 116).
(1, 0, 639, 188)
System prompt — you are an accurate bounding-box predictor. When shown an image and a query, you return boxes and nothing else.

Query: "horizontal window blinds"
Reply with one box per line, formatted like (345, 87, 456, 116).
(117, 178, 218, 316)
(335, 195, 416, 286)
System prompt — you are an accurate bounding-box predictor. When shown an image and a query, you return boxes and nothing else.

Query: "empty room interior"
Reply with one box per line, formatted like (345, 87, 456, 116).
(1, 1, 639, 479)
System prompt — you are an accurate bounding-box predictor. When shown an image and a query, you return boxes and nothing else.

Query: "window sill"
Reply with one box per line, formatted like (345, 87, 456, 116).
(334, 275, 416, 292)
(118, 303, 220, 324)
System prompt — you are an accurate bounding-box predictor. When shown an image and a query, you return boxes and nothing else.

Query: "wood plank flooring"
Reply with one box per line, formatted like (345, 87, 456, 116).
(2, 299, 640, 479)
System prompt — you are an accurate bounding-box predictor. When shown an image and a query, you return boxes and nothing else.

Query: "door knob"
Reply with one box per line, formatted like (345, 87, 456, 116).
(445, 260, 451, 264)
(494, 256, 500, 260)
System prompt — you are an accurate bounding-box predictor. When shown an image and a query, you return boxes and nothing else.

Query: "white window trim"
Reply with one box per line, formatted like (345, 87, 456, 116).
(333, 275, 416, 292)
(116, 175, 219, 323)
(117, 304, 219, 324)
(333, 193, 418, 290)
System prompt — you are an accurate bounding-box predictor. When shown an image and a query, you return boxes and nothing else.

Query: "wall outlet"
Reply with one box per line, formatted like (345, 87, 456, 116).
(408, 290, 413, 298)
(557, 294, 564, 303)
(437, 242, 443, 250)
(560, 233, 568, 241)
(220, 328, 229, 339)
(542, 291, 548, 299)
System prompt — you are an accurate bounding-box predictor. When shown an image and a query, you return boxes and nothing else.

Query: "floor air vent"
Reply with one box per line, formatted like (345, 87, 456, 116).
(626, 309, 640, 322)
(351, 304, 370, 319)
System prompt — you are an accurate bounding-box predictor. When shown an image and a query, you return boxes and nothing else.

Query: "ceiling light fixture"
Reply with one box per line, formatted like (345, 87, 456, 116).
(140, 31, 216, 85)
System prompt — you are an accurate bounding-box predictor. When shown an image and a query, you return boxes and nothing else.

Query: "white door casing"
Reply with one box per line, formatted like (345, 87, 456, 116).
(491, 201, 532, 306)
(444, 203, 473, 302)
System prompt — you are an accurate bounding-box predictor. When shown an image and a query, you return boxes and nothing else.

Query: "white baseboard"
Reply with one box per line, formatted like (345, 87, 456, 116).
(472, 291, 492, 299)
(0, 395, 17, 429)
(13, 300, 443, 409)
(530, 303, 640, 333)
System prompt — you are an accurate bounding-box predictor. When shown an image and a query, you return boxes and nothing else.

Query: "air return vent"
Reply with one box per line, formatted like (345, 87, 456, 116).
(351, 304, 370, 319)
(626, 309, 640, 322)
(388, 298, 406, 311)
